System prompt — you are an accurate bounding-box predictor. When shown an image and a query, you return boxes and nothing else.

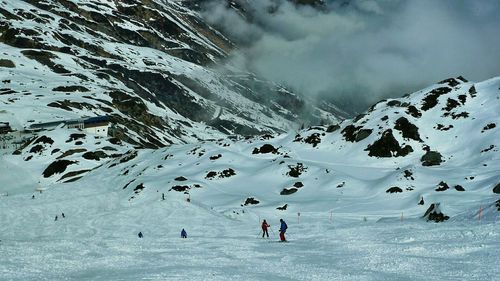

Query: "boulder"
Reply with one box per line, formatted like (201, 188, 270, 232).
(280, 188, 298, 195)
(421, 151, 443, 166)
(252, 144, 278, 154)
(171, 185, 189, 192)
(386, 186, 403, 193)
(493, 183, 500, 194)
(435, 181, 449, 192)
(243, 197, 259, 205)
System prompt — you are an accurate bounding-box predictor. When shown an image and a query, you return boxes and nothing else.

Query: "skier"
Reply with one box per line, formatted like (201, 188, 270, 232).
(181, 228, 187, 238)
(32, 195, 35, 199)
(54, 215, 58, 221)
(261, 219, 270, 238)
(138, 232, 143, 238)
(61, 213, 65, 218)
(162, 193, 165, 200)
(279, 219, 287, 242)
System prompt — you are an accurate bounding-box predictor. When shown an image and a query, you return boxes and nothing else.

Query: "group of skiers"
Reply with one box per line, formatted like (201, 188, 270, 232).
(261, 218, 288, 241)
(54, 213, 65, 221)
(138, 228, 188, 239)
(136, 219, 288, 241)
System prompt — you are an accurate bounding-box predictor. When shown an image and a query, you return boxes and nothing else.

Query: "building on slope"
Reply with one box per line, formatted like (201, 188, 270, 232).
(29, 116, 110, 137)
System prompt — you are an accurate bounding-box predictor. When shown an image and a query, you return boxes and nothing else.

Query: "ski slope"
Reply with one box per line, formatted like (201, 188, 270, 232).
(1, 76, 499, 280)
(0, 181, 498, 280)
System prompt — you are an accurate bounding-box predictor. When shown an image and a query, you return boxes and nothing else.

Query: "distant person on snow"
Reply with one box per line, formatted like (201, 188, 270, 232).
(181, 229, 187, 238)
(54, 215, 58, 221)
(261, 219, 270, 238)
(138, 232, 143, 238)
(62, 213, 65, 218)
(279, 219, 287, 242)
(32, 195, 35, 199)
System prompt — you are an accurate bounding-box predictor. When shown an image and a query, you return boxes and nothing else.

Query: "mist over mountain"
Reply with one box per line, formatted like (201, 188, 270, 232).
(201, 0, 500, 115)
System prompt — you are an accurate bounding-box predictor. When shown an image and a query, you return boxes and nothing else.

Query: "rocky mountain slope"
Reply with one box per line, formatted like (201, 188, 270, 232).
(0, 75, 498, 280)
(0, 0, 337, 148)
(3, 75, 499, 221)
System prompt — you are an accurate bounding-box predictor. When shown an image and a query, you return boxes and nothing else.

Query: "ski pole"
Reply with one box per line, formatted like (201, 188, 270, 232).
(270, 228, 275, 235)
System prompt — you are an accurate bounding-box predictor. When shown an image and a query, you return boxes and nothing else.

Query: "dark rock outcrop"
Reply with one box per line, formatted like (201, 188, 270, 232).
(481, 123, 496, 133)
(280, 188, 298, 195)
(386, 186, 403, 193)
(342, 125, 372, 142)
(394, 117, 421, 141)
(421, 87, 452, 111)
(243, 197, 259, 205)
(493, 183, 500, 194)
(276, 204, 288, 210)
(326, 124, 340, 132)
(435, 181, 449, 192)
(421, 151, 443, 166)
(42, 160, 77, 177)
(252, 144, 278, 154)
(171, 185, 189, 192)
(82, 151, 108, 161)
(365, 129, 413, 157)
(287, 163, 306, 177)
(423, 203, 449, 222)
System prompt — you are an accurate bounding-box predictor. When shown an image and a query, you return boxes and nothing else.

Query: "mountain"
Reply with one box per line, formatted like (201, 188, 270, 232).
(0, 0, 338, 148)
(0, 75, 498, 280)
(3, 75, 499, 219)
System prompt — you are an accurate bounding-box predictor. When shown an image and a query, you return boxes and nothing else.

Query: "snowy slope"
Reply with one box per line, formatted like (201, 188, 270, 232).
(0, 76, 499, 280)
(3, 76, 499, 219)
(0, 0, 338, 147)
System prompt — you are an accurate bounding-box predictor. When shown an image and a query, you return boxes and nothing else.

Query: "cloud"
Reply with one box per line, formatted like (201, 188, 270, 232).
(201, 0, 500, 114)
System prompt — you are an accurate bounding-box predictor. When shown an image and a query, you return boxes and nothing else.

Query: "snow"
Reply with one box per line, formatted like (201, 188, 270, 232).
(1, 2, 499, 279)
(1, 102, 499, 279)
(0, 185, 498, 280)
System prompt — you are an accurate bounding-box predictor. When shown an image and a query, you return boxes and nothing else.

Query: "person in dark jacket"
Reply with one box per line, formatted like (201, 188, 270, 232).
(279, 219, 287, 241)
(138, 231, 143, 238)
(181, 229, 187, 238)
(261, 219, 270, 238)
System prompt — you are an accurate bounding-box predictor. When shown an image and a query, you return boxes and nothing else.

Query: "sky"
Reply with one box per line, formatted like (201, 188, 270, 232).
(201, 0, 500, 114)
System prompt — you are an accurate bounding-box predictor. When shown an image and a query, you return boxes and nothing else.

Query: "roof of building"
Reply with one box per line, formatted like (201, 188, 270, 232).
(29, 116, 110, 129)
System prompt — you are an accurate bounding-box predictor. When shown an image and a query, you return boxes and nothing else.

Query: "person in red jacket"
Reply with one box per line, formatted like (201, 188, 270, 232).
(261, 219, 270, 238)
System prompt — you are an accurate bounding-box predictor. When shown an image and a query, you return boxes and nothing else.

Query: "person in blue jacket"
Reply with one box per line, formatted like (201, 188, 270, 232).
(279, 219, 287, 241)
(181, 228, 187, 238)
